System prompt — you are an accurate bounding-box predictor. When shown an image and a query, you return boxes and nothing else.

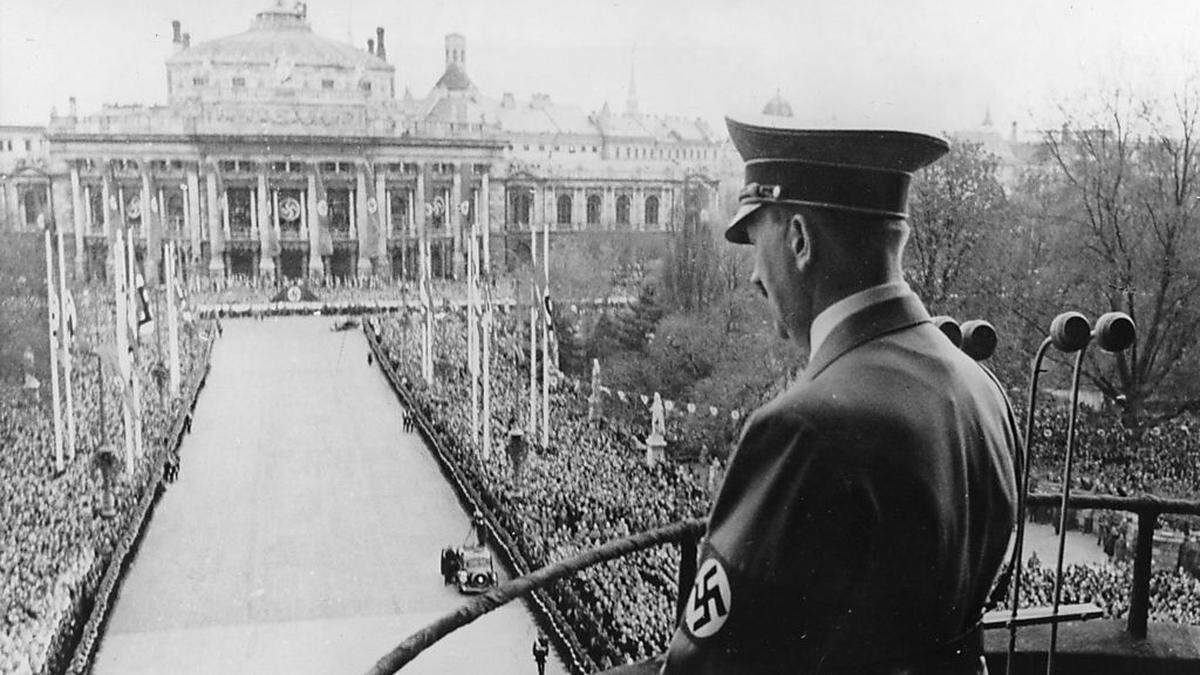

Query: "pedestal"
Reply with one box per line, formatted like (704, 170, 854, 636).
(646, 433, 666, 467)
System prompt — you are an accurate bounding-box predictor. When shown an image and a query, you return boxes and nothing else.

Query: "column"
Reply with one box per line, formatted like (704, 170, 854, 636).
(186, 166, 202, 267)
(375, 166, 390, 278)
(533, 183, 545, 230)
(356, 163, 372, 276)
(205, 166, 225, 275)
(480, 171, 490, 275)
(257, 170, 274, 278)
(603, 187, 616, 230)
(573, 187, 585, 230)
(451, 164, 463, 280)
(415, 166, 427, 255)
(100, 176, 112, 240)
(633, 186, 644, 231)
(306, 167, 323, 278)
(70, 164, 86, 277)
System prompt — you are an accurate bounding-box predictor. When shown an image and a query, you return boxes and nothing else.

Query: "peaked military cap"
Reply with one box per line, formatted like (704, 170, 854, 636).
(724, 116, 950, 244)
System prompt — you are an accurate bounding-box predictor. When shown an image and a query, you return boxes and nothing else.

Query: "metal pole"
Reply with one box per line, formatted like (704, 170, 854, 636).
(541, 219, 549, 449)
(52, 180, 77, 462)
(528, 225, 537, 439)
(1046, 347, 1089, 675)
(44, 228, 65, 473)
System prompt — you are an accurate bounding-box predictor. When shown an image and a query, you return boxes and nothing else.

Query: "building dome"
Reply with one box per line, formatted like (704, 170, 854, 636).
(762, 90, 794, 117)
(167, 1, 387, 73)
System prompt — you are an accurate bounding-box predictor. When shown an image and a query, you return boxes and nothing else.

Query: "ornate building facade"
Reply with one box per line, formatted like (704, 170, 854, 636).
(4, 1, 725, 282)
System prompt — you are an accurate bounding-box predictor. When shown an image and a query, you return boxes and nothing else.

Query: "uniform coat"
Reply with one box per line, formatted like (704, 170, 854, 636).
(664, 293, 1018, 674)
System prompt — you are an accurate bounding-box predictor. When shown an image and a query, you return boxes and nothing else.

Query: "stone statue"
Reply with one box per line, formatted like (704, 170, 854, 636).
(650, 392, 666, 439)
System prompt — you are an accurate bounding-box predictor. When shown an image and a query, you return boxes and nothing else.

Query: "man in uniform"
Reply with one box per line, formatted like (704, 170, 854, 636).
(662, 117, 1018, 673)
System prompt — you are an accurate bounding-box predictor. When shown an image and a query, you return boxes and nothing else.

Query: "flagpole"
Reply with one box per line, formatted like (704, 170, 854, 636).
(114, 229, 134, 473)
(482, 277, 492, 461)
(541, 218, 550, 449)
(468, 211, 479, 446)
(167, 242, 182, 397)
(44, 228, 65, 474)
(126, 229, 144, 460)
(528, 224, 537, 440)
(54, 208, 76, 462)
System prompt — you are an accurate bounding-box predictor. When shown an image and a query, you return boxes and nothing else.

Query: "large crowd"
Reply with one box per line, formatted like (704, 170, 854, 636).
(373, 306, 1200, 668)
(6, 278, 1200, 671)
(0, 284, 214, 675)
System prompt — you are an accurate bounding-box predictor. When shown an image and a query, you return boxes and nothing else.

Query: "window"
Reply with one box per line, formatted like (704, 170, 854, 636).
(232, 77, 246, 87)
(193, 76, 207, 86)
(586, 194, 601, 226)
(616, 194, 630, 227)
(557, 193, 572, 226)
(510, 189, 532, 226)
(360, 81, 372, 92)
(327, 188, 352, 234)
(322, 79, 335, 89)
(24, 140, 32, 152)
(226, 187, 253, 234)
(645, 195, 659, 226)
(389, 190, 410, 233)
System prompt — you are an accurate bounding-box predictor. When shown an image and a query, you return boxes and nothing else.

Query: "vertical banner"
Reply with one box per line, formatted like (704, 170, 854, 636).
(363, 161, 379, 273)
(316, 167, 332, 258)
(142, 168, 161, 285)
(126, 230, 144, 460)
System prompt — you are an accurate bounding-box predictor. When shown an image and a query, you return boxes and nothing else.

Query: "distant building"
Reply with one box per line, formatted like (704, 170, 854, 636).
(3, 1, 725, 282)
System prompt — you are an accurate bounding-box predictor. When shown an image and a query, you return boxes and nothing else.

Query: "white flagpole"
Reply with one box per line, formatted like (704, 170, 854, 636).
(126, 230, 144, 459)
(482, 280, 492, 461)
(528, 227, 537, 440)
(44, 228, 65, 473)
(54, 212, 76, 462)
(167, 242, 181, 397)
(468, 216, 479, 445)
(114, 229, 134, 473)
(541, 219, 550, 449)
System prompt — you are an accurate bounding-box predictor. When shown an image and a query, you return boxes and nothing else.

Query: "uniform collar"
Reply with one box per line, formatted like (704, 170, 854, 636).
(802, 288, 930, 382)
(809, 281, 912, 358)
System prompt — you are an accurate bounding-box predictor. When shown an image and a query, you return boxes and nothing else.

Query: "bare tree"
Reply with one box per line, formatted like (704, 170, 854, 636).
(1043, 87, 1200, 421)
(907, 139, 1008, 314)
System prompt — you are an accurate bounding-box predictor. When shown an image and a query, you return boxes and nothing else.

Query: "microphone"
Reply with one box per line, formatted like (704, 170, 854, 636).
(961, 320, 997, 361)
(1094, 312, 1135, 353)
(933, 315, 962, 348)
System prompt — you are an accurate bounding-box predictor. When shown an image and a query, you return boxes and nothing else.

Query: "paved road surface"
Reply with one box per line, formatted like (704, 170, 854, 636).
(93, 317, 566, 675)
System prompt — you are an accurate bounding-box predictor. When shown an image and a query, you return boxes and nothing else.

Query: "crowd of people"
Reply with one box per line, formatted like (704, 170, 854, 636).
(188, 273, 522, 308)
(0, 283, 215, 675)
(372, 308, 1200, 668)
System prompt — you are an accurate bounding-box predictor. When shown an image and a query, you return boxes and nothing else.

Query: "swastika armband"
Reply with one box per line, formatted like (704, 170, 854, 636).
(684, 556, 733, 639)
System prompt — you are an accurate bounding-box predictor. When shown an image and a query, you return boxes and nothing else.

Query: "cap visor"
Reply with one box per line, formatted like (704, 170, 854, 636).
(724, 202, 763, 244)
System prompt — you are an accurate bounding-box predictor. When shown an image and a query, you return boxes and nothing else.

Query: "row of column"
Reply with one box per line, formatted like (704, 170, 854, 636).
(58, 160, 493, 279)
(509, 183, 675, 230)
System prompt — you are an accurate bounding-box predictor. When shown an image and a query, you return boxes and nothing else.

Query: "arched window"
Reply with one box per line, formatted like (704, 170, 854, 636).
(510, 188, 532, 226)
(586, 194, 601, 227)
(616, 194, 631, 227)
(557, 193, 572, 226)
(645, 195, 659, 226)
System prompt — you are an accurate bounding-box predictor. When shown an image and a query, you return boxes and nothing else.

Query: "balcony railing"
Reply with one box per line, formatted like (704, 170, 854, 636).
(360, 325, 1199, 675)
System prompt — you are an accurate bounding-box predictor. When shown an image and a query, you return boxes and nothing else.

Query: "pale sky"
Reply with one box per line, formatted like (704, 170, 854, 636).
(3, 0, 1200, 134)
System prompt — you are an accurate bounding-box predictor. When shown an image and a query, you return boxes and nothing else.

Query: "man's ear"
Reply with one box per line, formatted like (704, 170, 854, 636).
(790, 212, 815, 271)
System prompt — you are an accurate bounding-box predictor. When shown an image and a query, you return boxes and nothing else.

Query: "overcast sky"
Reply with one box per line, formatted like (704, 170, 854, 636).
(3, 0, 1200, 134)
